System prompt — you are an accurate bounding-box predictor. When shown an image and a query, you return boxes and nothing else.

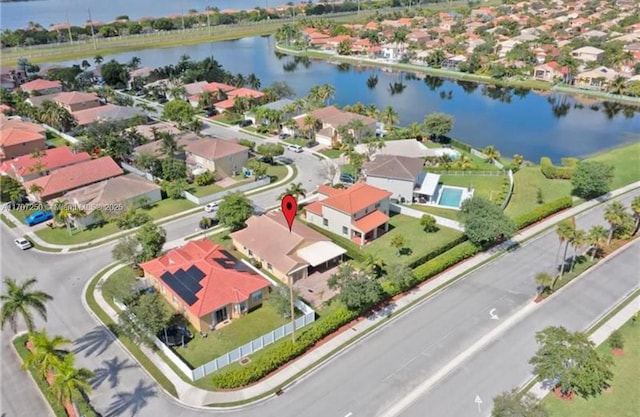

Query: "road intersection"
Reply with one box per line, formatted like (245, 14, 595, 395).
(1, 177, 638, 417)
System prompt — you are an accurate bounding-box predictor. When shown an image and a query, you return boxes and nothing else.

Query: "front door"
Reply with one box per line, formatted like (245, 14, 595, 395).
(215, 307, 228, 323)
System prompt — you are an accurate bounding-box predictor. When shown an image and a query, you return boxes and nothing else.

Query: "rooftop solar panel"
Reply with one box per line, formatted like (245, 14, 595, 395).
(161, 271, 198, 305)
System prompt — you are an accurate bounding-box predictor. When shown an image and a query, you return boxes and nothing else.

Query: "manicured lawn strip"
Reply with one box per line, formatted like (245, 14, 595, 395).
(363, 213, 464, 266)
(26, 238, 63, 252)
(319, 149, 343, 158)
(544, 256, 597, 298)
(12, 334, 68, 417)
(85, 265, 179, 397)
(101, 266, 137, 303)
(143, 198, 197, 219)
(36, 222, 121, 245)
(266, 164, 288, 182)
(191, 183, 224, 197)
(11, 207, 38, 223)
(587, 141, 640, 189)
(0, 213, 16, 228)
(340, 164, 357, 177)
(439, 174, 507, 203)
(284, 137, 310, 147)
(409, 204, 459, 220)
(45, 134, 69, 148)
(175, 303, 291, 368)
(542, 318, 640, 417)
(505, 167, 573, 218)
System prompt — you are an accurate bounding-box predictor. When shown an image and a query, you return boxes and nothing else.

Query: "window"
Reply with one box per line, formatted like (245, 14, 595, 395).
(248, 249, 253, 256)
(251, 291, 263, 303)
(342, 226, 348, 235)
(323, 218, 329, 226)
(267, 263, 272, 271)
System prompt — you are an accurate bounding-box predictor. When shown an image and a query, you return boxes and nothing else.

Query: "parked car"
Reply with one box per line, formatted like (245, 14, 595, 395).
(239, 119, 253, 127)
(14, 238, 32, 250)
(278, 132, 290, 139)
(339, 173, 356, 184)
(199, 216, 219, 230)
(204, 202, 218, 213)
(24, 210, 53, 226)
(287, 144, 303, 153)
(206, 109, 218, 117)
(158, 97, 168, 104)
(275, 156, 293, 165)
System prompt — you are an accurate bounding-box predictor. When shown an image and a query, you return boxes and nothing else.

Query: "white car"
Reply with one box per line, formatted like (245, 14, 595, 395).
(287, 144, 303, 153)
(204, 202, 219, 213)
(14, 237, 32, 250)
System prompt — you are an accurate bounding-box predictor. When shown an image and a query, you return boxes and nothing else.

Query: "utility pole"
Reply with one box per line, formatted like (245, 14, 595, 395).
(181, 0, 185, 30)
(65, 12, 73, 44)
(289, 277, 296, 342)
(88, 9, 97, 50)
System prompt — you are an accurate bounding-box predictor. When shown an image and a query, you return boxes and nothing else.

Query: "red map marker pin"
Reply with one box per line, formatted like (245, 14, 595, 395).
(281, 194, 297, 232)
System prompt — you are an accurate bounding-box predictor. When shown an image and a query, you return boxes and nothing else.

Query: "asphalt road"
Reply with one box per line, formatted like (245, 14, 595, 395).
(1, 190, 638, 417)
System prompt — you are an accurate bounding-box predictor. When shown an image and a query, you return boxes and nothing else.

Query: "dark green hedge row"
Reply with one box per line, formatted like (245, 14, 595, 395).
(210, 306, 358, 388)
(305, 222, 365, 262)
(450, 139, 472, 152)
(407, 234, 468, 269)
(540, 157, 578, 179)
(413, 241, 480, 281)
(513, 196, 574, 230)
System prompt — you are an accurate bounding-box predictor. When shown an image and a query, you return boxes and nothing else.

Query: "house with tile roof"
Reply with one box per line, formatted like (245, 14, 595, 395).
(571, 46, 605, 62)
(0, 115, 47, 161)
(0, 146, 91, 182)
(532, 62, 572, 82)
(304, 183, 391, 246)
(286, 106, 378, 147)
(140, 239, 270, 332)
(53, 91, 101, 112)
(23, 156, 124, 201)
(230, 211, 346, 286)
(183, 135, 249, 177)
(362, 155, 430, 203)
(20, 79, 63, 95)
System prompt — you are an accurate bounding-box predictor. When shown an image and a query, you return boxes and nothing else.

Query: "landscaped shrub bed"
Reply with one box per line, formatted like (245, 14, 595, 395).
(540, 157, 578, 179)
(407, 235, 468, 269)
(412, 241, 480, 281)
(210, 306, 358, 388)
(513, 196, 573, 229)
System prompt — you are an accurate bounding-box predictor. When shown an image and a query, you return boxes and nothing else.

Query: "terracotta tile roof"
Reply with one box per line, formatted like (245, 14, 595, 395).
(20, 79, 62, 92)
(352, 210, 389, 233)
(309, 183, 391, 215)
(203, 82, 236, 93)
(299, 105, 377, 130)
(0, 146, 91, 177)
(23, 156, 123, 199)
(140, 239, 270, 317)
(184, 136, 248, 161)
(131, 122, 180, 140)
(227, 88, 265, 99)
(230, 212, 330, 275)
(71, 104, 116, 126)
(317, 184, 342, 197)
(0, 104, 12, 114)
(0, 127, 45, 147)
(363, 155, 424, 181)
(54, 91, 99, 106)
(214, 98, 236, 109)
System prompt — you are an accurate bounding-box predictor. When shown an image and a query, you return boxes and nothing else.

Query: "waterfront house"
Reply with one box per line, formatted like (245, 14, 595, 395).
(532, 62, 572, 82)
(571, 46, 605, 62)
(362, 155, 426, 203)
(285, 106, 377, 147)
(0, 146, 91, 182)
(441, 55, 467, 70)
(140, 239, 270, 332)
(354, 139, 431, 159)
(575, 66, 619, 90)
(0, 115, 47, 162)
(304, 183, 391, 246)
(230, 211, 346, 285)
(245, 98, 299, 125)
(19, 79, 63, 96)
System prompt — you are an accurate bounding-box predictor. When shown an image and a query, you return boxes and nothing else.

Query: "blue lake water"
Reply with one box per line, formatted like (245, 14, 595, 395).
(47, 36, 640, 162)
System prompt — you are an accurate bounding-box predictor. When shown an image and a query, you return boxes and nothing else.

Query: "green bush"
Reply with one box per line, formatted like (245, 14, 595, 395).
(407, 235, 468, 269)
(238, 138, 255, 151)
(450, 138, 472, 152)
(210, 306, 357, 388)
(540, 157, 578, 179)
(513, 196, 573, 229)
(413, 241, 480, 281)
(195, 170, 215, 186)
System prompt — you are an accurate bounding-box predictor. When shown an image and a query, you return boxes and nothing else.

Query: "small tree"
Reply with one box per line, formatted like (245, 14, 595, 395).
(571, 161, 614, 199)
(534, 272, 553, 295)
(390, 234, 406, 255)
(217, 193, 254, 231)
(491, 389, 549, 417)
(608, 330, 624, 350)
(112, 236, 141, 266)
(195, 170, 215, 186)
(256, 143, 285, 159)
(268, 286, 296, 318)
(386, 263, 415, 293)
(164, 179, 189, 199)
(162, 99, 195, 126)
(136, 222, 166, 262)
(423, 112, 454, 139)
(246, 159, 268, 179)
(328, 263, 383, 312)
(117, 293, 171, 347)
(420, 214, 439, 233)
(459, 197, 516, 247)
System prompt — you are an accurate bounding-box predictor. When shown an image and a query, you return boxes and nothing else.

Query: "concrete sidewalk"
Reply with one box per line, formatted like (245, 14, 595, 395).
(2, 164, 296, 253)
(88, 182, 639, 408)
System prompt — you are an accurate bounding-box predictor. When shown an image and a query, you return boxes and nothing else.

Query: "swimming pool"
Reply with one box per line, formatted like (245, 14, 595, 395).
(438, 186, 464, 208)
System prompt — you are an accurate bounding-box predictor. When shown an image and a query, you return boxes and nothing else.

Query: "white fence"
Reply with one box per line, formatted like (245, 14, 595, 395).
(431, 170, 506, 176)
(183, 177, 271, 205)
(501, 170, 515, 210)
(469, 148, 504, 169)
(390, 203, 464, 232)
(121, 161, 156, 181)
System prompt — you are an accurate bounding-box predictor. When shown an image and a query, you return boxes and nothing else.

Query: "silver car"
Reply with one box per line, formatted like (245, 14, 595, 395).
(14, 238, 32, 250)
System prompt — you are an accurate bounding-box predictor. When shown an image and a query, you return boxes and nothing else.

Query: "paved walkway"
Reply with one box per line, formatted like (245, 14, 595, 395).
(2, 164, 297, 253)
(89, 182, 640, 408)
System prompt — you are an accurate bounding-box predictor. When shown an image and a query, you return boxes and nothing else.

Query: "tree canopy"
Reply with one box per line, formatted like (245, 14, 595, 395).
(162, 99, 195, 126)
(571, 161, 614, 199)
(491, 389, 548, 417)
(217, 193, 254, 231)
(459, 197, 516, 247)
(423, 112, 454, 138)
(117, 292, 171, 347)
(136, 222, 167, 262)
(328, 263, 383, 312)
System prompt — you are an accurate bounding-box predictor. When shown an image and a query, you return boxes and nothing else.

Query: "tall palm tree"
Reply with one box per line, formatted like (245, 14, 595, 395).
(630, 196, 640, 236)
(456, 155, 473, 171)
(318, 84, 336, 105)
(483, 145, 501, 163)
(24, 330, 70, 380)
(0, 277, 53, 333)
(535, 272, 553, 295)
(363, 253, 385, 277)
(50, 353, 94, 410)
(555, 217, 575, 279)
(587, 225, 608, 261)
(408, 122, 424, 140)
(381, 105, 399, 130)
(28, 183, 44, 199)
(569, 228, 586, 272)
(603, 201, 627, 244)
(247, 73, 261, 90)
(286, 182, 307, 200)
(302, 114, 318, 140)
(198, 91, 214, 110)
(93, 55, 103, 65)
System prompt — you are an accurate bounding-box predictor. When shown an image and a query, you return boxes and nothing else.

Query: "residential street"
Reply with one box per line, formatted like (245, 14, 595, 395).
(1, 188, 637, 417)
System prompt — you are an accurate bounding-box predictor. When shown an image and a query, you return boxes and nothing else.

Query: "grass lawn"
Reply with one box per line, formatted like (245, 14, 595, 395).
(284, 137, 310, 147)
(190, 183, 224, 197)
(340, 164, 358, 177)
(45, 133, 69, 148)
(364, 213, 463, 266)
(0, 213, 16, 228)
(319, 149, 343, 158)
(35, 221, 121, 245)
(266, 163, 288, 182)
(409, 204, 459, 220)
(505, 166, 573, 218)
(586, 141, 640, 190)
(101, 266, 138, 302)
(542, 318, 640, 417)
(10, 207, 39, 223)
(143, 198, 196, 219)
(174, 302, 290, 368)
(439, 174, 507, 203)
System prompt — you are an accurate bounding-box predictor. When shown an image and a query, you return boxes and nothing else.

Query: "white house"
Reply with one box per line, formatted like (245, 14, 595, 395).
(363, 155, 426, 203)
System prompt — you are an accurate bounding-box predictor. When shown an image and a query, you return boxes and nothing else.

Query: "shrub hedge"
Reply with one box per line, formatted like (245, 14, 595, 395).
(412, 241, 480, 281)
(210, 306, 358, 388)
(540, 157, 578, 179)
(513, 196, 573, 230)
(450, 138, 472, 152)
(407, 234, 468, 269)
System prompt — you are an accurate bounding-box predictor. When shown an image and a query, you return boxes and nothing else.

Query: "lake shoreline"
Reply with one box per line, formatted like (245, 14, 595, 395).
(274, 44, 640, 107)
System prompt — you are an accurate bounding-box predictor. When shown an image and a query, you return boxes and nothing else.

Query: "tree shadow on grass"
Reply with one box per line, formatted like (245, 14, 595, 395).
(73, 325, 116, 357)
(105, 379, 157, 417)
(91, 356, 137, 389)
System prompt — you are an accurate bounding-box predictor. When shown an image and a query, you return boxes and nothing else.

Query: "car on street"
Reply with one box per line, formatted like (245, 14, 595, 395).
(278, 132, 290, 139)
(157, 97, 168, 104)
(239, 119, 253, 127)
(14, 237, 32, 250)
(287, 144, 303, 153)
(24, 210, 53, 226)
(339, 173, 356, 183)
(204, 202, 219, 213)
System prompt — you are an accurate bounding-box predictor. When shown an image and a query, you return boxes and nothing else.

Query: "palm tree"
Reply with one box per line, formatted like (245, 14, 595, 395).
(456, 155, 473, 171)
(278, 182, 307, 201)
(555, 217, 575, 279)
(381, 105, 399, 130)
(608, 76, 627, 95)
(93, 55, 103, 65)
(128, 56, 141, 70)
(587, 225, 608, 261)
(483, 145, 501, 163)
(535, 272, 553, 295)
(247, 73, 261, 90)
(159, 133, 183, 157)
(317, 84, 336, 105)
(52, 200, 85, 235)
(24, 330, 70, 380)
(198, 91, 214, 110)
(512, 154, 524, 166)
(630, 196, 640, 236)
(363, 253, 385, 277)
(0, 277, 53, 333)
(569, 228, 586, 272)
(408, 122, 424, 140)
(80, 60, 91, 71)
(603, 201, 627, 244)
(50, 353, 94, 410)
(302, 114, 318, 140)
